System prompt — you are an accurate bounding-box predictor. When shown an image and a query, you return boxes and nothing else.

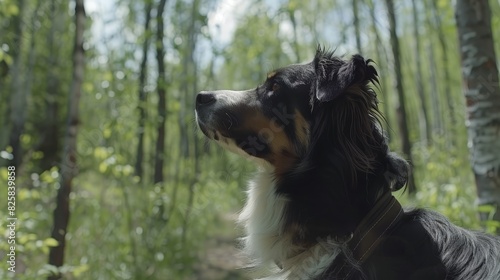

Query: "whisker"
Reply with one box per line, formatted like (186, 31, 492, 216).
(226, 113, 233, 130)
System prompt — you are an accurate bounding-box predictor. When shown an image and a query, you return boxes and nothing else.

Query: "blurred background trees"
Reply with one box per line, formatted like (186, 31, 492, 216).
(0, 0, 499, 279)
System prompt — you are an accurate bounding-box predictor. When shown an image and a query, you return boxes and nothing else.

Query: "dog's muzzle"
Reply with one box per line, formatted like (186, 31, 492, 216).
(195, 91, 218, 139)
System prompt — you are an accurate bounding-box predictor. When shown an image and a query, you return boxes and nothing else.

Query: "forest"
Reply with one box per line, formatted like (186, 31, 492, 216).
(0, 0, 499, 279)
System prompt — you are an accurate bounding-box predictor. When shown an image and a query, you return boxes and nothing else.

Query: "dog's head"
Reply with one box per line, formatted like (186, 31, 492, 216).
(196, 47, 408, 191)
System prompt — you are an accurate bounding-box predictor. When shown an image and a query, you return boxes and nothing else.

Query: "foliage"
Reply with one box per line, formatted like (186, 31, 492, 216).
(0, 152, 250, 279)
(399, 138, 479, 227)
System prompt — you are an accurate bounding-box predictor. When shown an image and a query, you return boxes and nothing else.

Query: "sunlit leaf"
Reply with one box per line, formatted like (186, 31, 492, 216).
(98, 162, 108, 173)
(20, 134, 32, 145)
(73, 264, 90, 277)
(43, 238, 59, 247)
(7, 3, 19, 16)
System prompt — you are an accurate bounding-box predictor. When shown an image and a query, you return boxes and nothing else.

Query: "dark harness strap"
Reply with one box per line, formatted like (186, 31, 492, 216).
(347, 192, 404, 263)
(316, 193, 404, 279)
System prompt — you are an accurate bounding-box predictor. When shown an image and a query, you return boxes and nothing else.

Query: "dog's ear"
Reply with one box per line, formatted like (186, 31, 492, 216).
(314, 51, 378, 102)
(385, 152, 410, 191)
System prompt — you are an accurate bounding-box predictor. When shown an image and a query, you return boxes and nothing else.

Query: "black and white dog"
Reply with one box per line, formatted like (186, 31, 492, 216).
(195, 47, 500, 279)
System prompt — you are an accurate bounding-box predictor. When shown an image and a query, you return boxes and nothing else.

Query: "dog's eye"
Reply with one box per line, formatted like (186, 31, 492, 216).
(271, 83, 280, 92)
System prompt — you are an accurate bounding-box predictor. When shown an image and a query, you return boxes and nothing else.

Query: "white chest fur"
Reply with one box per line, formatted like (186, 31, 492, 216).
(237, 170, 341, 279)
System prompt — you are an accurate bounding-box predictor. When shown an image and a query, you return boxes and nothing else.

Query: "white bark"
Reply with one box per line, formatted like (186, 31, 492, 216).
(455, 0, 500, 232)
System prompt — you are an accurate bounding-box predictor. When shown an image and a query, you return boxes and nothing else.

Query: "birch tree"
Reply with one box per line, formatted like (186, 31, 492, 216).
(48, 0, 85, 277)
(455, 0, 500, 233)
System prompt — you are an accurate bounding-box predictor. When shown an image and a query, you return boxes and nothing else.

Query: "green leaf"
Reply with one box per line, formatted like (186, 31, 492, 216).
(73, 264, 89, 277)
(43, 238, 59, 247)
(99, 162, 108, 173)
(7, 3, 19, 16)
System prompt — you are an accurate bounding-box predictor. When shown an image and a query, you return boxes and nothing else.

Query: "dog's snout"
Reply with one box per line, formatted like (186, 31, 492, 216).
(196, 91, 216, 108)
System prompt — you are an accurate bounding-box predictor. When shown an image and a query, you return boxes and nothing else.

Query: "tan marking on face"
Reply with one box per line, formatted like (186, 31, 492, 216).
(269, 149, 299, 176)
(267, 71, 277, 79)
(294, 109, 310, 149)
(239, 109, 298, 176)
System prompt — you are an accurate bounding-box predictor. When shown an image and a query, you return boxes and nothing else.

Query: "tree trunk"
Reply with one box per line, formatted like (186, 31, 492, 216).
(367, 0, 392, 141)
(287, 7, 301, 62)
(182, 0, 200, 244)
(426, 42, 443, 137)
(422, 0, 444, 137)
(455, 0, 500, 234)
(179, 0, 202, 159)
(38, 0, 63, 171)
(47, 0, 85, 278)
(153, 0, 168, 184)
(8, 0, 25, 168)
(24, 0, 41, 134)
(178, 56, 190, 158)
(352, 0, 362, 54)
(135, 1, 153, 180)
(431, 0, 456, 133)
(384, 0, 416, 193)
(411, 0, 431, 145)
(181, 0, 201, 245)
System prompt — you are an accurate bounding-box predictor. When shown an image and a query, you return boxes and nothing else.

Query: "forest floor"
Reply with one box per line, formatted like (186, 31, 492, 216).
(192, 212, 250, 280)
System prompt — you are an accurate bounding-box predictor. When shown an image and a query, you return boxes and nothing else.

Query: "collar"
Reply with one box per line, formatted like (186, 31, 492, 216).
(347, 192, 403, 263)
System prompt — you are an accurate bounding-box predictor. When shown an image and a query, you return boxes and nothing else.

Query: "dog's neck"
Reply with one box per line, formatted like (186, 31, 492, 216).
(276, 161, 388, 241)
(238, 169, 339, 279)
(238, 167, 393, 278)
(238, 169, 296, 264)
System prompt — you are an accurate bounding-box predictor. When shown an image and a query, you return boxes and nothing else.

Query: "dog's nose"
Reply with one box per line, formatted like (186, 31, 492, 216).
(196, 91, 216, 108)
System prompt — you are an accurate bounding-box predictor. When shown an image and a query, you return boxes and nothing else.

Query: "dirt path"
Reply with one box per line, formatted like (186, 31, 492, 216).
(192, 213, 250, 280)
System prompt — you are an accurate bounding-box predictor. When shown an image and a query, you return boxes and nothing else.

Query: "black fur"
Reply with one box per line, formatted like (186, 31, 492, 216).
(196, 47, 500, 280)
(278, 48, 397, 240)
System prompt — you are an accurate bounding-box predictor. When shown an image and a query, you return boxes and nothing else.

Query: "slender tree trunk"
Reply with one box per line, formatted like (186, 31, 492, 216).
(431, 0, 456, 132)
(48, 0, 85, 278)
(337, 9, 348, 46)
(368, 0, 392, 141)
(352, 0, 362, 54)
(135, 1, 153, 180)
(25, 0, 41, 125)
(423, 0, 444, 137)
(179, 0, 202, 159)
(426, 42, 443, 137)
(384, 0, 416, 193)
(178, 62, 190, 158)
(312, 1, 320, 44)
(8, 0, 25, 168)
(153, 0, 168, 184)
(411, 0, 431, 145)
(20, 0, 41, 178)
(287, 8, 301, 62)
(39, 0, 63, 171)
(121, 184, 139, 277)
(181, 0, 201, 245)
(455, 0, 500, 234)
(0, 62, 6, 148)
